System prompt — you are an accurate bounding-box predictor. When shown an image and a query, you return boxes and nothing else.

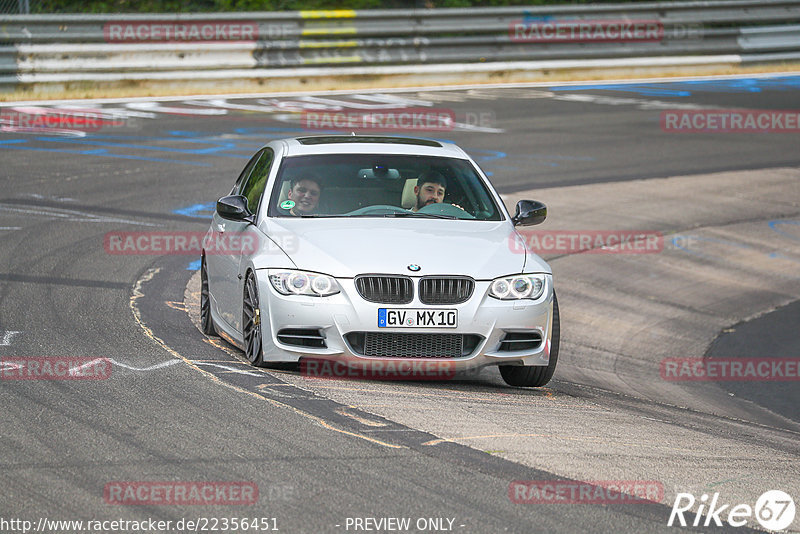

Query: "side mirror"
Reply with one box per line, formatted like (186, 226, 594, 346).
(512, 200, 547, 226)
(216, 195, 255, 223)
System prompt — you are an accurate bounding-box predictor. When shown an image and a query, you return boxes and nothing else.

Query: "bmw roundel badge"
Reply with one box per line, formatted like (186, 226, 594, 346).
(407, 264, 421, 272)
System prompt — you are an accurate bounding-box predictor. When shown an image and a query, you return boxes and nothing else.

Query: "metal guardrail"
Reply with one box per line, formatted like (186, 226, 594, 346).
(1, 0, 799, 91)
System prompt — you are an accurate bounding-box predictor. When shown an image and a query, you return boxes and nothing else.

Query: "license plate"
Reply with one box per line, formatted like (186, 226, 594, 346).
(378, 308, 457, 328)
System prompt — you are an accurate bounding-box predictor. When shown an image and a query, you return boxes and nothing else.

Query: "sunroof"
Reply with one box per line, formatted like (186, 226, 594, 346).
(296, 136, 442, 148)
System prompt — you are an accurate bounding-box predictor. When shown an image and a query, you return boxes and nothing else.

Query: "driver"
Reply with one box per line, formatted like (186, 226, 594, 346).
(411, 171, 447, 212)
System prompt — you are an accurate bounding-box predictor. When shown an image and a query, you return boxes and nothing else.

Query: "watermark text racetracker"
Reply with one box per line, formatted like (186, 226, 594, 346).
(509, 18, 702, 42)
(301, 358, 459, 381)
(1, 357, 111, 380)
(661, 110, 800, 133)
(0, 109, 130, 133)
(510, 230, 664, 255)
(104, 481, 258, 505)
(103, 231, 298, 255)
(509, 480, 664, 504)
(510, 19, 664, 43)
(104, 20, 259, 42)
(302, 108, 457, 132)
(661, 357, 800, 381)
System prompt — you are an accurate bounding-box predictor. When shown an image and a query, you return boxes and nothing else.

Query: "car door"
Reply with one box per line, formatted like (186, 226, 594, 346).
(207, 149, 264, 330)
(217, 147, 275, 332)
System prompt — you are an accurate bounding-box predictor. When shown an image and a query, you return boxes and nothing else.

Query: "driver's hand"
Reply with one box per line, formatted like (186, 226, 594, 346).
(451, 203, 464, 210)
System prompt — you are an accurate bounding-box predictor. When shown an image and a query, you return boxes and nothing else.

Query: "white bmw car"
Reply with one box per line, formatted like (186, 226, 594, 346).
(201, 135, 559, 387)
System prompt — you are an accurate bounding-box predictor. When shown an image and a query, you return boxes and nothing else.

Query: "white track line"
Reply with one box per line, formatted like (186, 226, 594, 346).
(2, 71, 799, 108)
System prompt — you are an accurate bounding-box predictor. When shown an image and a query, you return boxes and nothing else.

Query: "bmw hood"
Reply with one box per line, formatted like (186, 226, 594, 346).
(259, 218, 550, 279)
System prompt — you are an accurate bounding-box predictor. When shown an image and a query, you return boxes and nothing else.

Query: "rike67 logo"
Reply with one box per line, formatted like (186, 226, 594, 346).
(669, 490, 795, 530)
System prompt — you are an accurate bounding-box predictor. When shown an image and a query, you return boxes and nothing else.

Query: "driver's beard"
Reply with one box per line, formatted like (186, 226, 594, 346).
(416, 196, 436, 210)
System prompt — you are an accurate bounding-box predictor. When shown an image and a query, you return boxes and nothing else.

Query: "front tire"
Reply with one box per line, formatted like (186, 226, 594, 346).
(243, 271, 265, 366)
(200, 257, 217, 336)
(499, 292, 560, 387)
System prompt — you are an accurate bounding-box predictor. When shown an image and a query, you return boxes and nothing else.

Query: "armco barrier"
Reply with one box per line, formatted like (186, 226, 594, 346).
(1, 1, 799, 92)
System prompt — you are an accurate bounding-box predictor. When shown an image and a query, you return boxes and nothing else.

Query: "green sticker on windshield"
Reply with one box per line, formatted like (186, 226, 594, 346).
(280, 200, 295, 210)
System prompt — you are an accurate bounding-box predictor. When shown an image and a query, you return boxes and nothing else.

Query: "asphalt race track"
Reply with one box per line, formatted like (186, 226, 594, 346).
(1, 74, 799, 534)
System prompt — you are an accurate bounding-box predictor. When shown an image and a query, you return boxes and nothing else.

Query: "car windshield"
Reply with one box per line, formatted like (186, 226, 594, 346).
(268, 154, 503, 220)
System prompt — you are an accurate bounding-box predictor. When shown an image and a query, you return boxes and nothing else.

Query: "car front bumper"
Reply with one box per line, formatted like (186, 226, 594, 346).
(255, 271, 555, 374)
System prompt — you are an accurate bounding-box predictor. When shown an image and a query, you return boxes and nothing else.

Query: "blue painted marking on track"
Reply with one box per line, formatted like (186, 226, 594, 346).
(0, 127, 333, 165)
(494, 162, 559, 169)
(0, 143, 211, 165)
(672, 235, 752, 259)
(503, 153, 597, 169)
(0, 131, 278, 164)
(173, 202, 217, 219)
(168, 131, 221, 137)
(34, 135, 238, 155)
(231, 127, 341, 140)
(671, 235, 709, 257)
(673, 224, 800, 268)
(769, 220, 800, 242)
(467, 149, 507, 163)
(520, 154, 596, 161)
(767, 251, 800, 264)
(549, 75, 800, 98)
(187, 259, 201, 271)
(232, 127, 310, 135)
(93, 153, 209, 165)
(551, 84, 692, 97)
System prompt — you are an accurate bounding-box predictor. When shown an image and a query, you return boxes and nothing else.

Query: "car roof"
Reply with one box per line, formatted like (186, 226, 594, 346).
(279, 135, 470, 159)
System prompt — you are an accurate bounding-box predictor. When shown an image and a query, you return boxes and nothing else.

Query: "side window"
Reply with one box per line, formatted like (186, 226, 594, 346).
(232, 151, 263, 195)
(240, 148, 275, 217)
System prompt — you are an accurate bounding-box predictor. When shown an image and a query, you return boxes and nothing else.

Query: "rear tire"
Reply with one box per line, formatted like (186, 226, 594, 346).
(499, 292, 560, 387)
(200, 257, 217, 336)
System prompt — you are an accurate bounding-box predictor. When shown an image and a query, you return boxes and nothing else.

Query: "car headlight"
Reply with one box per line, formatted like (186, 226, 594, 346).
(489, 274, 545, 300)
(268, 270, 340, 297)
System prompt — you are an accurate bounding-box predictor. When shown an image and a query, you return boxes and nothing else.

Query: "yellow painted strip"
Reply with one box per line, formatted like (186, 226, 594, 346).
(301, 27, 358, 36)
(302, 56, 362, 65)
(300, 10, 356, 18)
(299, 40, 358, 49)
(217, 329, 243, 352)
(202, 337, 241, 358)
(423, 433, 548, 446)
(300, 383, 579, 406)
(336, 408, 388, 427)
(130, 268, 403, 450)
(164, 300, 186, 311)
